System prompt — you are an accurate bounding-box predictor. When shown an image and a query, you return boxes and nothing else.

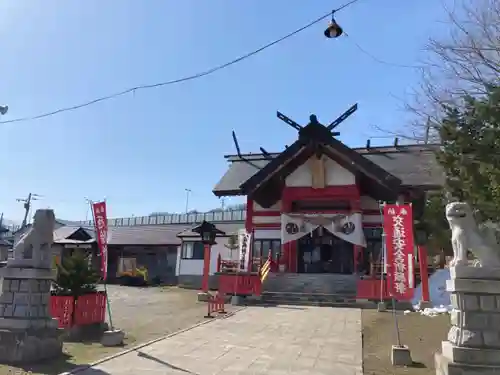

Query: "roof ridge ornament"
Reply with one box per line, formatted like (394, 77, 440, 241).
(276, 103, 358, 139)
(231, 131, 271, 170)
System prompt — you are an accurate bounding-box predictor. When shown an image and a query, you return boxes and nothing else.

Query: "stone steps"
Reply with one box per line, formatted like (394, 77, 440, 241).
(256, 272, 363, 308)
(262, 273, 358, 296)
(260, 291, 362, 307)
(243, 291, 375, 308)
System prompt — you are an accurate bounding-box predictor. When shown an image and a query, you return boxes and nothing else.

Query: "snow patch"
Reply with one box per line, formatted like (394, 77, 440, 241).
(411, 268, 452, 315)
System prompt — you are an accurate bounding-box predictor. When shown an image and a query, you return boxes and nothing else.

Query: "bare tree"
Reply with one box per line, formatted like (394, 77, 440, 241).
(376, 0, 500, 141)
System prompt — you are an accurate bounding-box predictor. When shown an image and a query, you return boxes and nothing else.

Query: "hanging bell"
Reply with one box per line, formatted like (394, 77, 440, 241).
(324, 15, 343, 38)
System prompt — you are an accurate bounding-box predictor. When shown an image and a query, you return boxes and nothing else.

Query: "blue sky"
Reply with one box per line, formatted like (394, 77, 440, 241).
(0, 0, 450, 222)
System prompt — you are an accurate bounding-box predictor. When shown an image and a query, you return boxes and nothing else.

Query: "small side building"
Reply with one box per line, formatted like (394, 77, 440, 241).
(176, 222, 245, 289)
(52, 224, 189, 284)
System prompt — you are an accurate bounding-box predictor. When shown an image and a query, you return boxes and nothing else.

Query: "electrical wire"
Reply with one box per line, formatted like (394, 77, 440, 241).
(0, 0, 363, 125)
(343, 32, 425, 69)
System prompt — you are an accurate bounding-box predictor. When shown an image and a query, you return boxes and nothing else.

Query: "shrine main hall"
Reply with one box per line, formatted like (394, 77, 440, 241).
(211, 110, 443, 297)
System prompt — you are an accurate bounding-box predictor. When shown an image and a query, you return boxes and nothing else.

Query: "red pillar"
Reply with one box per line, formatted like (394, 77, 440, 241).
(201, 244, 211, 292)
(417, 246, 430, 303)
(246, 196, 254, 272)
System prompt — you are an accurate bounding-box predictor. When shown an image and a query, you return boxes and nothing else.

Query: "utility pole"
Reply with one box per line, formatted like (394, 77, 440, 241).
(184, 189, 192, 214)
(221, 198, 226, 211)
(84, 197, 93, 222)
(16, 193, 42, 228)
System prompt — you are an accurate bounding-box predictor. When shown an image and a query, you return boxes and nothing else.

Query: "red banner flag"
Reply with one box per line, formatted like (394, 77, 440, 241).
(92, 201, 108, 281)
(383, 204, 415, 301)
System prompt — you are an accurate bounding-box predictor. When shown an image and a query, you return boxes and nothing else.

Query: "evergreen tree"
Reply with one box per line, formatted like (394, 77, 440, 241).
(438, 85, 500, 222)
(416, 192, 453, 267)
(54, 250, 100, 297)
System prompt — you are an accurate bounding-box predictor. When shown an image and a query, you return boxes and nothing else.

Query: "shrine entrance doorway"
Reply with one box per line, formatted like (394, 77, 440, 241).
(297, 227, 354, 274)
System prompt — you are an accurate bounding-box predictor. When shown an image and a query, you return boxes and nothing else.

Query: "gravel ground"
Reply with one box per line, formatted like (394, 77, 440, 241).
(1, 285, 210, 375)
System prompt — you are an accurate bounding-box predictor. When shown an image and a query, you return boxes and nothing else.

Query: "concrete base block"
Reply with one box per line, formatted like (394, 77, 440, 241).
(435, 351, 500, 375)
(197, 292, 211, 302)
(231, 295, 243, 306)
(391, 345, 412, 366)
(377, 301, 387, 312)
(101, 329, 125, 347)
(0, 328, 63, 364)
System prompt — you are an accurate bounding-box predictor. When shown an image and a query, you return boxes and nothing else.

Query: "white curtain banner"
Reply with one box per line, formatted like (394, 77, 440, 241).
(281, 214, 319, 244)
(237, 229, 252, 272)
(329, 212, 367, 247)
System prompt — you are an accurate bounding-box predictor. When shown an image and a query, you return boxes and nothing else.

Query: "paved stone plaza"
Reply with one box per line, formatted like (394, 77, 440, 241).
(74, 305, 362, 375)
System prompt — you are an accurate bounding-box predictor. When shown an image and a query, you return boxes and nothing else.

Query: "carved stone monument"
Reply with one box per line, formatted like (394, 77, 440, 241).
(0, 209, 63, 364)
(435, 203, 500, 374)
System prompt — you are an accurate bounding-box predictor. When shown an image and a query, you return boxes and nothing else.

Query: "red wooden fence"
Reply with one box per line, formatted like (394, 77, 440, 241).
(217, 273, 262, 296)
(50, 292, 107, 328)
(356, 278, 391, 300)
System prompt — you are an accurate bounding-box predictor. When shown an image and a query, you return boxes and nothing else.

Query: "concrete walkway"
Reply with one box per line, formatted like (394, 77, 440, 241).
(75, 305, 363, 375)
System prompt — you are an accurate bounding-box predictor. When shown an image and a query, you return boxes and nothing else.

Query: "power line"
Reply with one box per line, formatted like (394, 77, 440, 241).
(344, 32, 425, 69)
(0, 0, 363, 125)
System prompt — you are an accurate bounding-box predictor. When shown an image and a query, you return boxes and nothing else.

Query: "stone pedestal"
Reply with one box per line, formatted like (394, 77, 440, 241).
(0, 267, 63, 363)
(0, 209, 63, 364)
(435, 266, 500, 375)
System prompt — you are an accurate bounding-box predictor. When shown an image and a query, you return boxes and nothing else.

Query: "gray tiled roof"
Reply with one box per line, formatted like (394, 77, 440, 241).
(53, 226, 95, 244)
(213, 145, 444, 194)
(52, 224, 193, 246)
(363, 148, 445, 187)
(177, 222, 245, 238)
(108, 224, 192, 246)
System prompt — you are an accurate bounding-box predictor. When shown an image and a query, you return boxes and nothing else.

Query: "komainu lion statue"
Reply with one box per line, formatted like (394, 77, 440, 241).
(446, 202, 500, 267)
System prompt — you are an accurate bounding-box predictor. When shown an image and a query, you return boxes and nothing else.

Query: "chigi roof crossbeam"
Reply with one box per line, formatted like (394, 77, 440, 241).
(276, 103, 358, 138)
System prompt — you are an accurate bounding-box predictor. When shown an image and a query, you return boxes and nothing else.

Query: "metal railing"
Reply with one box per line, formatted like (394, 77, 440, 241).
(77, 209, 247, 227)
(1, 209, 246, 231)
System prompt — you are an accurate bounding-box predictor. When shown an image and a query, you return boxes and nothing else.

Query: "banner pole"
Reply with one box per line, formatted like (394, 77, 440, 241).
(387, 200, 403, 347)
(90, 199, 114, 331)
(378, 202, 386, 303)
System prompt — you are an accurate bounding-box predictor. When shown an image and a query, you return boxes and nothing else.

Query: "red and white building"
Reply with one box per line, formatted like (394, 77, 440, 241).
(213, 114, 443, 299)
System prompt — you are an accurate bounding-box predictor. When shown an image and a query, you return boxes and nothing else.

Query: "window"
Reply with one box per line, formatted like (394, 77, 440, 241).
(251, 239, 281, 272)
(252, 239, 282, 259)
(181, 241, 205, 260)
